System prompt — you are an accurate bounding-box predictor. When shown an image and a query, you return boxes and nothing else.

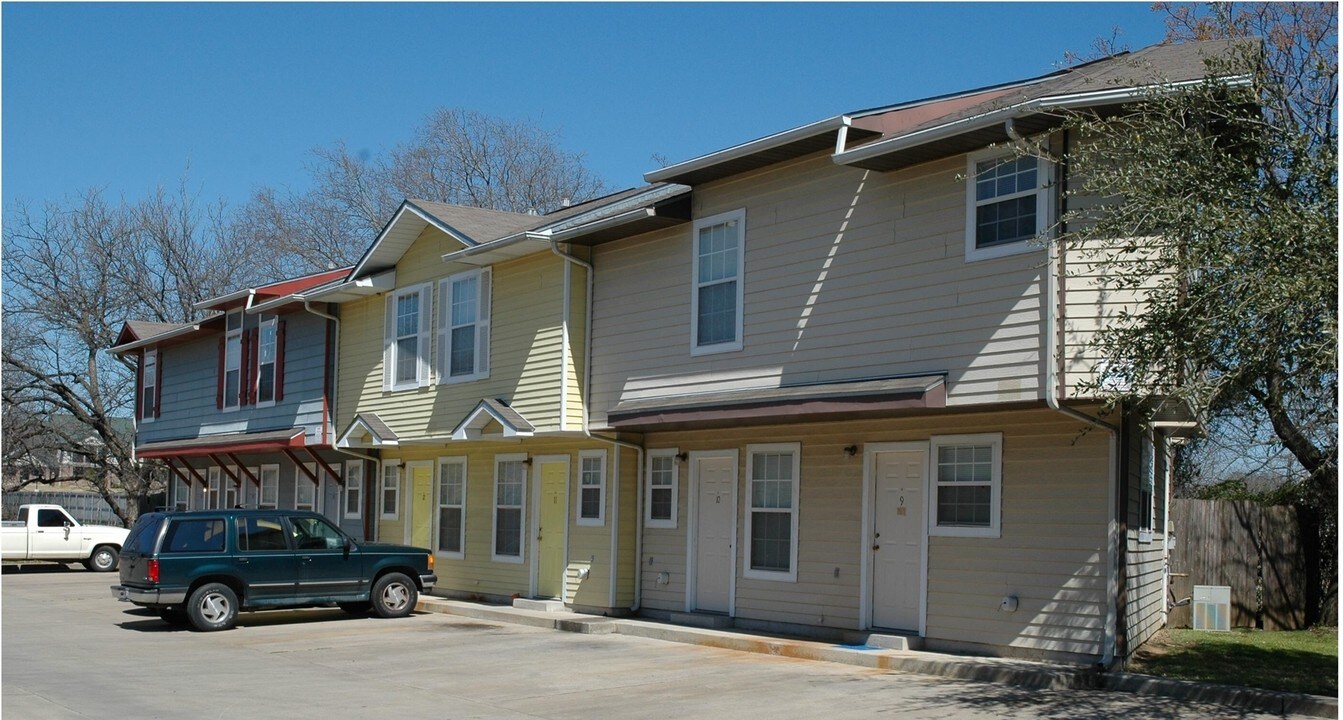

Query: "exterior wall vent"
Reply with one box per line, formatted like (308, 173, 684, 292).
(1192, 585, 1231, 631)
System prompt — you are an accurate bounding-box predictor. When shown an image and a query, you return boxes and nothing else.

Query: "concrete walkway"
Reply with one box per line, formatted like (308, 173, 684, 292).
(417, 595, 1337, 718)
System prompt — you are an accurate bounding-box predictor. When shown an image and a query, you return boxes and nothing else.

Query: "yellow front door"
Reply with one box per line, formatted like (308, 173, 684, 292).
(410, 464, 433, 549)
(537, 461, 568, 599)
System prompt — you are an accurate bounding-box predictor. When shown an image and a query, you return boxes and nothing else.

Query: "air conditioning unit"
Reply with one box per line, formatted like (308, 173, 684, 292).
(1192, 585, 1231, 631)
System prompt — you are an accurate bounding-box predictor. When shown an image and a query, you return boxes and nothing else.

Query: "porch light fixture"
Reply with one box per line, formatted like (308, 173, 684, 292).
(522, 457, 533, 466)
(843, 445, 859, 457)
(675, 452, 688, 462)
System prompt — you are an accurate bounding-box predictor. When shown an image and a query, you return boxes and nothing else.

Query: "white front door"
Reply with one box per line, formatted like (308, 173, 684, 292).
(691, 453, 736, 614)
(871, 449, 926, 631)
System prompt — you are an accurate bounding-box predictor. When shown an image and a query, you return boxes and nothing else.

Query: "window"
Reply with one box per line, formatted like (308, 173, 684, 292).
(256, 314, 278, 405)
(236, 516, 289, 552)
(383, 284, 432, 391)
(691, 209, 745, 354)
(289, 515, 346, 550)
(929, 433, 1002, 538)
(381, 463, 400, 519)
(141, 348, 157, 422)
(1139, 433, 1155, 543)
(646, 449, 679, 529)
(745, 444, 800, 581)
(437, 457, 466, 557)
(965, 149, 1051, 261)
(492, 455, 526, 562)
(295, 467, 317, 512)
(259, 464, 279, 509)
(36, 508, 69, 528)
(438, 268, 491, 383)
(578, 450, 606, 526)
(206, 467, 222, 509)
(344, 461, 364, 520)
(162, 518, 226, 554)
(173, 477, 190, 511)
(223, 468, 238, 509)
(223, 310, 243, 409)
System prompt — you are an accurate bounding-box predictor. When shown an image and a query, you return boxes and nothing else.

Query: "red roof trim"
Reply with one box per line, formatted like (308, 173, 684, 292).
(136, 433, 307, 458)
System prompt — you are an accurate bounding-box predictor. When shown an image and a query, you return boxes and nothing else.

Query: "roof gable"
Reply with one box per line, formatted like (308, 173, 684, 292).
(349, 200, 545, 279)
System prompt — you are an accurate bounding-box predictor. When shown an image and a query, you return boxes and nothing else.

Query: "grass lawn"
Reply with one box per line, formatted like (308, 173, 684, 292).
(1127, 627, 1338, 696)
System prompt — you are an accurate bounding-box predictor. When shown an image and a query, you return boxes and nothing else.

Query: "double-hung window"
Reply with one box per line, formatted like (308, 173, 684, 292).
(344, 461, 363, 520)
(140, 348, 158, 422)
(172, 476, 189, 511)
(383, 284, 432, 391)
(692, 209, 745, 354)
(745, 443, 800, 581)
(295, 464, 318, 512)
(437, 457, 466, 557)
(492, 455, 526, 562)
(223, 310, 243, 409)
(1139, 433, 1155, 543)
(258, 464, 279, 509)
(381, 463, 400, 519)
(206, 467, 222, 509)
(438, 268, 491, 383)
(929, 433, 1002, 538)
(256, 314, 278, 405)
(578, 450, 606, 526)
(966, 149, 1051, 261)
(645, 449, 679, 529)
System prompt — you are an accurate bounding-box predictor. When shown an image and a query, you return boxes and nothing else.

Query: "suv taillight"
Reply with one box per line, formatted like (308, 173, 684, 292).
(147, 559, 160, 584)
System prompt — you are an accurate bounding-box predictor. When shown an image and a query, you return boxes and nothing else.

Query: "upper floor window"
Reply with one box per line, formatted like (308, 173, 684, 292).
(140, 348, 158, 422)
(222, 310, 243, 409)
(691, 209, 745, 355)
(965, 149, 1051, 262)
(929, 433, 1002, 538)
(438, 268, 491, 383)
(384, 285, 432, 392)
(256, 314, 278, 405)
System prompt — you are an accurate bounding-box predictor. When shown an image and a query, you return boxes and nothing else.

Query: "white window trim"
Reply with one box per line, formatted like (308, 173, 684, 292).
(296, 463, 320, 512)
(1139, 431, 1155, 543)
(206, 467, 222, 509)
(223, 467, 239, 509)
(223, 309, 244, 411)
(381, 461, 401, 520)
(928, 433, 1003, 538)
(141, 348, 157, 423)
(258, 464, 279, 509)
(344, 460, 364, 520)
(645, 448, 680, 530)
(743, 443, 801, 582)
(690, 208, 746, 356)
(173, 476, 189, 511)
(254, 313, 278, 408)
(437, 456, 467, 560)
(492, 453, 527, 564)
(577, 449, 607, 527)
(384, 283, 433, 392)
(964, 147, 1052, 262)
(437, 267, 491, 384)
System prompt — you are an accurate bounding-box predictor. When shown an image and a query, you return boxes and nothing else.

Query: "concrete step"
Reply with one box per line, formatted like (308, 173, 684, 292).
(862, 632, 924, 651)
(668, 611, 734, 629)
(513, 598, 566, 613)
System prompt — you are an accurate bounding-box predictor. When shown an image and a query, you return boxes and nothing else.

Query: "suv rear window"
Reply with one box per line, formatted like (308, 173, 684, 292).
(123, 515, 165, 554)
(162, 518, 227, 553)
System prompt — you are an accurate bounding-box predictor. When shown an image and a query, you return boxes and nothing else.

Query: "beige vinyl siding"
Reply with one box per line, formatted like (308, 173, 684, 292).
(589, 152, 1047, 428)
(1059, 238, 1156, 399)
(639, 408, 1111, 659)
(336, 227, 570, 439)
(563, 259, 589, 431)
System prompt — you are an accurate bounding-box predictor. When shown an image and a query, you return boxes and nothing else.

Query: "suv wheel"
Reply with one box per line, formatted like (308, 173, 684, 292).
(370, 573, 417, 618)
(187, 583, 239, 631)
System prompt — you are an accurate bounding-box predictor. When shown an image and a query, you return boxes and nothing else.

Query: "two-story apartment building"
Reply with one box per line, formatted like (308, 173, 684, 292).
(111, 268, 362, 537)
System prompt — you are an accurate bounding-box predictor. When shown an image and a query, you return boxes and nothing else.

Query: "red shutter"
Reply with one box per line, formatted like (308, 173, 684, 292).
(239, 328, 252, 406)
(136, 350, 145, 420)
(153, 348, 164, 418)
(216, 337, 225, 409)
(275, 320, 287, 402)
(248, 327, 260, 405)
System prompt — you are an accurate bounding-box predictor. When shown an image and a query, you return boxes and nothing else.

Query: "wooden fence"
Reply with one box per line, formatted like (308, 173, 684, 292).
(1168, 499, 1308, 630)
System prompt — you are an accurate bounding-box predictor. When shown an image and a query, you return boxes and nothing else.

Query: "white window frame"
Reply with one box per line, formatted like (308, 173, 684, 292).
(255, 313, 278, 407)
(223, 467, 239, 509)
(223, 309, 243, 410)
(743, 443, 801, 582)
(690, 208, 746, 356)
(344, 461, 364, 520)
(645, 448, 679, 529)
(206, 467, 222, 509)
(296, 463, 319, 512)
(141, 348, 157, 423)
(1139, 432, 1155, 543)
(436, 456, 467, 559)
(173, 476, 189, 511)
(492, 453, 527, 564)
(384, 283, 432, 392)
(928, 433, 1003, 538)
(577, 449, 606, 527)
(258, 464, 279, 509)
(964, 147, 1052, 262)
(437, 268, 491, 384)
(381, 462, 401, 520)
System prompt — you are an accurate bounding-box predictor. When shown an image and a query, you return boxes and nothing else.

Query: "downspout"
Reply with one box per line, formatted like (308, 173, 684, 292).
(1041, 126, 1121, 668)
(550, 238, 646, 613)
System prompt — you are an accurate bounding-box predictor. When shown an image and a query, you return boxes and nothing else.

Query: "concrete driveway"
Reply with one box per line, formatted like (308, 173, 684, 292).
(1, 565, 1312, 719)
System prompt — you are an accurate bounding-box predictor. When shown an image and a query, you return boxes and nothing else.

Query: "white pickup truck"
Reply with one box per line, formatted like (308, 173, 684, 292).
(1, 504, 129, 572)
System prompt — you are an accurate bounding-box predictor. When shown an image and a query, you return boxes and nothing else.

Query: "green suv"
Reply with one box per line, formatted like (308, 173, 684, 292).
(111, 509, 437, 631)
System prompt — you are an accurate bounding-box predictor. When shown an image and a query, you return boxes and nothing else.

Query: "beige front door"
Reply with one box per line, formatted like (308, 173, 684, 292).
(871, 449, 925, 632)
(536, 460, 568, 599)
(692, 453, 736, 614)
(408, 464, 433, 549)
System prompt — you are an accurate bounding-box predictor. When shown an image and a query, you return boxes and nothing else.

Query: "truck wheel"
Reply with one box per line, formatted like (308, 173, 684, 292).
(370, 573, 417, 618)
(84, 545, 119, 572)
(186, 583, 238, 631)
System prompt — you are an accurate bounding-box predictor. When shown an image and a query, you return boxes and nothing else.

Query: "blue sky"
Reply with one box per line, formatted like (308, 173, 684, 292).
(2, 3, 1172, 210)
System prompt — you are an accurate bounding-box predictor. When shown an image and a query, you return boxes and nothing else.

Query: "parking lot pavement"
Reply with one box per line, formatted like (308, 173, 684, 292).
(1, 566, 1318, 719)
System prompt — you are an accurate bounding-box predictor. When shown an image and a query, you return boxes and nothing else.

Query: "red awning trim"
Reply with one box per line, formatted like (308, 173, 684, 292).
(135, 429, 307, 458)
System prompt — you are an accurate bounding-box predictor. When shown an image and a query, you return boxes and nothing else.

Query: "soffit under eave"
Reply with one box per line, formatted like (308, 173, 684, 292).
(839, 113, 1062, 173)
(654, 128, 881, 187)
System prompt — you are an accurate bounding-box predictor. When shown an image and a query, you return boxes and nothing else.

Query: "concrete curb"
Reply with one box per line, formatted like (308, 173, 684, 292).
(417, 597, 1336, 717)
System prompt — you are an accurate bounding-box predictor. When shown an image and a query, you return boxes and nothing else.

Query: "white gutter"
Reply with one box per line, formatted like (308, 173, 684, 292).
(441, 232, 551, 263)
(647, 114, 852, 183)
(109, 321, 207, 354)
(550, 208, 656, 242)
